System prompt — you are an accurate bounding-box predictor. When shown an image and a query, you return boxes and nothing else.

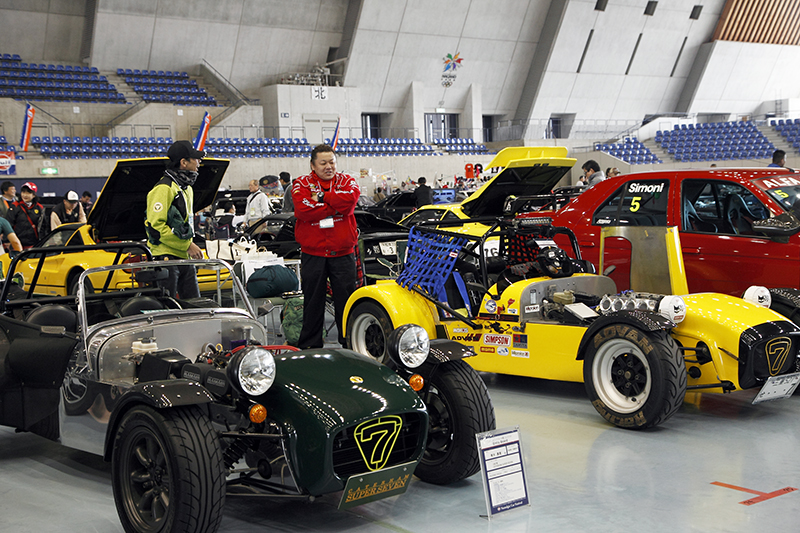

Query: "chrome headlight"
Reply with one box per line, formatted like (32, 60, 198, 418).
(228, 346, 276, 396)
(658, 295, 686, 324)
(742, 286, 771, 308)
(387, 324, 430, 368)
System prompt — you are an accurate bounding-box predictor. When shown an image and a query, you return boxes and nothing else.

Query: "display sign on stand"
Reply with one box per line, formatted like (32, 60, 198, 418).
(476, 426, 530, 518)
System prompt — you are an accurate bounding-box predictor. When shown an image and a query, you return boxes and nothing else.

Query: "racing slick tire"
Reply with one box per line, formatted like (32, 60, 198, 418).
(584, 325, 686, 429)
(347, 301, 393, 364)
(112, 405, 226, 533)
(415, 359, 496, 484)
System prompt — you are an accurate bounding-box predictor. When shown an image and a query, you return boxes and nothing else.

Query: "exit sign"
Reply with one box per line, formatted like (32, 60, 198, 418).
(40, 167, 58, 175)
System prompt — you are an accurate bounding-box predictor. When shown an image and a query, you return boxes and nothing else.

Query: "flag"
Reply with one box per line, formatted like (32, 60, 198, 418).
(193, 112, 211, 150)
(331, 116, 341, 151)
(19, 104, 35, 152)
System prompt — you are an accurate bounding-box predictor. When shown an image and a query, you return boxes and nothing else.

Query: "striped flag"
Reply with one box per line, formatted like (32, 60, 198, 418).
(331, 116, 341, 151)
(19, 104, 35, 152)
(193, 111, 211, 150)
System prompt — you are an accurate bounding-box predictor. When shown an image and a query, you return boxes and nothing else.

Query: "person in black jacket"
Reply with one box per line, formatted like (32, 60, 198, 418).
(6, 182, 45, 248)
(50, 190, 87, 230)
(414, 177, 434, 207)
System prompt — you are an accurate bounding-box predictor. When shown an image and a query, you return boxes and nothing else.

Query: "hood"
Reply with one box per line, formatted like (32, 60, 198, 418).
(88, 158, 228, 242)
(461, 147, 575, 218)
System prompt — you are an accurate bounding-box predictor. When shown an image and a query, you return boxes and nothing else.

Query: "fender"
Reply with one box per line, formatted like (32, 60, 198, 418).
(344, 281, 438, 338)
(103, 380, 214, 460)
(576, 311, 674, 361)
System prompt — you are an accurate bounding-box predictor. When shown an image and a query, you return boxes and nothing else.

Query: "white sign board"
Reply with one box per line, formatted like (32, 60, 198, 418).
(476, 426, 529, 517)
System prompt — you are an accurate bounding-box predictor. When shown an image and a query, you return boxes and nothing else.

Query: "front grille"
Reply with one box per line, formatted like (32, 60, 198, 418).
(331, 412, 424, 479)
(739, 321, 798, 389)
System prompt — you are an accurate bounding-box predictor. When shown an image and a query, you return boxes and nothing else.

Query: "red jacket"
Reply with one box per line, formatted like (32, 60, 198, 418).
(292, 171, 360, 257)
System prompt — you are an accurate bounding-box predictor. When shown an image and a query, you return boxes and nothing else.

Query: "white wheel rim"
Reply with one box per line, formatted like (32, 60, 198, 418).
(592, 338, 652, 414)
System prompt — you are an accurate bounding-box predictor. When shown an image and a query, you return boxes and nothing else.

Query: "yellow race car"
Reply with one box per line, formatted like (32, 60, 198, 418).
(343, 218, 800, 429)
(0, 157, 230, 295)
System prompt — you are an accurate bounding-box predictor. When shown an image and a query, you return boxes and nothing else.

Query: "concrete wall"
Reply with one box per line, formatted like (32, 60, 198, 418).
(0, 0, 87, 63)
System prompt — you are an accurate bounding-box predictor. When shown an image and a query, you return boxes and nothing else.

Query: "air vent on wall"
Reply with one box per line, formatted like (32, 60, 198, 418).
(595, 0, 608, 11)
(690, 5, 703, 20)
(645, 1, 658, 16)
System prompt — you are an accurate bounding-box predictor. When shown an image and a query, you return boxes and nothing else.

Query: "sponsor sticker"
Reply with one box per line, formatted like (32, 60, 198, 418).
(497, 347, 509, 356)
(513, 334, 528, 349)
(485, 300, 497, 313)
(484, 334, 511, 346)
(524, 305, 539, 314)
(480, 346, 496, 353)
(511, 350, 529, 358)
(507, 308, 518, 315)
(452, 333, 482, 342)
(452, 327, 469, 334)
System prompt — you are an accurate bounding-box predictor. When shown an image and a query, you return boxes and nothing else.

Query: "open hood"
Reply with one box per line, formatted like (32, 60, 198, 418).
(88, 157, 228, 242)
(461, 147, 575, 218)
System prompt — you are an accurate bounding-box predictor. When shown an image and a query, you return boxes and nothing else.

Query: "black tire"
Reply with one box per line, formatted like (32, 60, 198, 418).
(584, 325, 686, 429)
(415, 360, 496, 484)
(347, 301, 393, 364)
(112, 405, 226, 533)
(67, 272, 94, 295)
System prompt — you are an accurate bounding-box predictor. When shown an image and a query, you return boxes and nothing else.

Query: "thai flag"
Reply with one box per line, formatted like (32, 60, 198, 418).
(193, 111, 211, 150)
(331, 116, 341, 151)
(19, 104, 35, 152)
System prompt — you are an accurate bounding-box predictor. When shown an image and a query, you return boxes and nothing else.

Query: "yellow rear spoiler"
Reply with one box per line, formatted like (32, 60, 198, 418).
(485, 146, 576, 169)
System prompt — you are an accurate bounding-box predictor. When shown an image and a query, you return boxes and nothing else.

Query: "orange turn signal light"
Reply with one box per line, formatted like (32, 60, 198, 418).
(249, 403, 267, 424)
(408, 374, 424, 392)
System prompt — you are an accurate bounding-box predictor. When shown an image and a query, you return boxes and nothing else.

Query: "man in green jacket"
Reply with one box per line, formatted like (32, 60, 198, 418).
(145, 140, 204, 299)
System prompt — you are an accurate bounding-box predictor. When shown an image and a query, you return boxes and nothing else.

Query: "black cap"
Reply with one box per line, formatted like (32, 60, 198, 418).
(167, 140, 205, 164)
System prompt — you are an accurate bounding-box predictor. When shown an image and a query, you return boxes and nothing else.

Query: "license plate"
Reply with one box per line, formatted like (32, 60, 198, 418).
(338, 461, 416, 510)
(752, 372, 800, 404)
(379, 241, 396, 256)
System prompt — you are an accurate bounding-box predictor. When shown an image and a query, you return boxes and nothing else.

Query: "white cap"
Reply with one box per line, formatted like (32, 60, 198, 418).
(66, 190, 79, 201)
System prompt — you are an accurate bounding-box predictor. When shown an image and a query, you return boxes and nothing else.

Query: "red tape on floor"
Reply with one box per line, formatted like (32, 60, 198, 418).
(712, 481, 798, 505)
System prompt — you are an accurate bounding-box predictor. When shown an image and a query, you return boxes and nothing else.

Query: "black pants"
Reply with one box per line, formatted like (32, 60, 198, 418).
(154, 255, 200, 300)
(296, 252, 355, 349)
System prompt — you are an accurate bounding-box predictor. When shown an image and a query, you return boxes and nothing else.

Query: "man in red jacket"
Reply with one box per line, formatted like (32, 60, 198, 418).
(292, 144, 360, 348)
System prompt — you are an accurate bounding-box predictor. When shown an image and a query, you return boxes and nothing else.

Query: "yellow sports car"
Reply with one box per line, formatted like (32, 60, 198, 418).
(399, 146, 576, 247)
(0, 157, 229, 295)
(343, 218, 800, 430)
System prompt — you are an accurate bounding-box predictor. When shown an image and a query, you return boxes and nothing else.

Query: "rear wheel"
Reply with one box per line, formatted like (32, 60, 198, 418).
(67, 272, 94, 295)
(415, 360, 496, 484)
(112, 405, 225, 533)
(584, 325, 686, 429)
(347, 301, 393, 364)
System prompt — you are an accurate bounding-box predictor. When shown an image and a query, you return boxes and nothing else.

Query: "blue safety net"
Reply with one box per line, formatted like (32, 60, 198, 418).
(396, 227, 468, 298)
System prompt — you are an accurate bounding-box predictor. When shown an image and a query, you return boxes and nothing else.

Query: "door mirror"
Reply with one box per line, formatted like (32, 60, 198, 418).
(752, 213, 800, 242)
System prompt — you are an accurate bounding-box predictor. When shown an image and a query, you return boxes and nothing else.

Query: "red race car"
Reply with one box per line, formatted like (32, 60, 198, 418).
(521, 167, 800, 298)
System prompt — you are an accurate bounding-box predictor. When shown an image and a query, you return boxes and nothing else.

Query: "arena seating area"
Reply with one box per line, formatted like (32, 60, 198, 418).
(655, 121, 774, 162)
(0, 53, 126, 103)
(119, 68, 218, 106)
(595, 137, 662, 164)
(771, 119, 800, 153)
(32, 136, 174, 159)
(433, 138, 490, 155)
(333, 138, 438, 156)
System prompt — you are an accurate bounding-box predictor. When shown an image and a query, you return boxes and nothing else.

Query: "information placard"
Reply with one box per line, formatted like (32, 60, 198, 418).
(476, 426, 529, 518)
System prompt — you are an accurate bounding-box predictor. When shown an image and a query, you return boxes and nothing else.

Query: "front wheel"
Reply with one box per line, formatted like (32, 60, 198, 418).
(415, 360, 496, 484)
(112, 405, 226, 533)
(584, 325, 686, 429)
(347, 301, 393, 364)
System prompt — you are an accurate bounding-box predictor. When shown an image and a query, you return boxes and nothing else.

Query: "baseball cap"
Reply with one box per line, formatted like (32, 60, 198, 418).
(167, 140, 205, 164)
(21, 182, 37, 194)
(66, 190, 79, 202)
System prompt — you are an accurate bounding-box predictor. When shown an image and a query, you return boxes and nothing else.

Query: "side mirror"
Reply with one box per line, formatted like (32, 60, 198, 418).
(752, 214, 800, 242)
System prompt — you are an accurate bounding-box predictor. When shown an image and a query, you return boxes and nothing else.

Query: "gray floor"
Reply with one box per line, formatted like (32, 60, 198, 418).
(2, 370, 800, 533)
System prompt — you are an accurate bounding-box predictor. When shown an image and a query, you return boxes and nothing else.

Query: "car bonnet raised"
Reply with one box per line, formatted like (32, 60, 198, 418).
(88, 157, 229, 242)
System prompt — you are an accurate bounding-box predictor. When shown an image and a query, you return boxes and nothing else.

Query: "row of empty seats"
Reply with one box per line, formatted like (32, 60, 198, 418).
(656, 121, 774, 162)
(117, 68, 189, 78)
(596, 138, 663, 165)
(434, 137, 491, 155)
(205, 137, 309, 146)
(1, 61, 99, 74)
(122, 68, 218, 106)
(33, 136, 174, 146)
(771, 119, 800, 153)
(0, 88, 126, 103)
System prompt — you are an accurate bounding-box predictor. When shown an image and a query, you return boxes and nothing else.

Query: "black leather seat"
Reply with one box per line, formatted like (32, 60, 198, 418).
(119, 296, 167, 316)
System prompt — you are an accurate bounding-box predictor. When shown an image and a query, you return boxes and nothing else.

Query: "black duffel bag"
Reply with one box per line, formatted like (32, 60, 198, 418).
(246, 265, 299, 298)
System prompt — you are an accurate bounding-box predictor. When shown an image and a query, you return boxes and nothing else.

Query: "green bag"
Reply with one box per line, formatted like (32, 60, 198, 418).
(281, 297, 304, 346)
(246, 265, 298, 298)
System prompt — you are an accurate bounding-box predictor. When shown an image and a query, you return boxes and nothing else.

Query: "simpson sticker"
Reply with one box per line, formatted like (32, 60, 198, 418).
(497, 347, 509, 356)
(513, 334, 528, 349)
(524, 305, 540, 314)
(480, 346, 496, 353)
(511, 350, 529, 358)
(483, 334, 511, 346)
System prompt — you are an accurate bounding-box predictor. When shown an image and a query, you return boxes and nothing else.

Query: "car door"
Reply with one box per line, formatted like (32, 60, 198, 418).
(678, 178, 800, 296)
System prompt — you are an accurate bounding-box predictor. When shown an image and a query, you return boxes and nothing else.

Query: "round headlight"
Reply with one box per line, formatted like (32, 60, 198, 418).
(742, 286, 771, 308)
(658, 295, 686, 324)
(228, 347, 276, 396)
(387, 324, 430, 368)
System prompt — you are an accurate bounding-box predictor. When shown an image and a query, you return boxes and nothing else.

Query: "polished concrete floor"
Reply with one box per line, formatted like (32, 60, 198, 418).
(1, 370, 799, 533)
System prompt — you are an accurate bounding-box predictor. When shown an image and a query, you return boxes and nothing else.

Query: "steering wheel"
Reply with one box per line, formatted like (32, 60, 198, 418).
(536, 247, 574, 278)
